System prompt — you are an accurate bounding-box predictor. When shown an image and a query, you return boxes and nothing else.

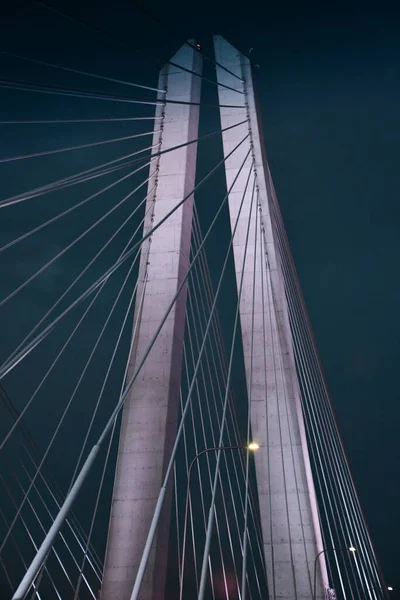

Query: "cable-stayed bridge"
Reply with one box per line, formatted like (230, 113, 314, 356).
(0, 6, 390, 600)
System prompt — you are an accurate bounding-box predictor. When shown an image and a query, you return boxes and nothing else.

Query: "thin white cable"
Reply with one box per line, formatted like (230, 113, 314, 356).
(180, 345, 218, 600)
(0, 246, 141, 554)
(179, 168, 257, 599)
(0, 473, 62, 600)
(0, 120, 247, 210)
(72, 277, 147, 599)
(0, 170, 152, 309)
(0, 159, 156, 256)
(12, 471, 91, 597)
(0, 135, 250, 383)
(0, 144, 158, 209)
(185, 248, 256, 600)
(191, 213, 266, 594)
(6, 181, 155, 368)
(192, 211, 267, 552)
(0, 117, 163, 124)
(0, 503, 43, 599)
(188, 254, 261, 599)
(0, 51, 166, 94)
(0, 129, 160, 164)
(11, 140, 252, 600)
(197, 171, 256, 600)
(19, 459, 97, 595)
(241, 191, 259, 600)
(21, 448, 102, 580)
(274, 216, 382, 597)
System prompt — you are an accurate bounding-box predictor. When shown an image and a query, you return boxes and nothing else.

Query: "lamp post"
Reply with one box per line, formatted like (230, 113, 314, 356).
(178, 443, 259, 600)
(313, 546, 357, 600)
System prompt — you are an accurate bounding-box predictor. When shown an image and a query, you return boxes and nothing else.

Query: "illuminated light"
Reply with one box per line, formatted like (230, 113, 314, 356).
(196, 43, 201, 50)
(388, 587, 393, 592)
(349, 546, 356, 553)
(248, 442, 260, 451)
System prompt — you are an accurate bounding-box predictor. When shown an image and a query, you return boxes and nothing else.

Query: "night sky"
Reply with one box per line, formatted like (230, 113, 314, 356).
(1, 0, 400, 596)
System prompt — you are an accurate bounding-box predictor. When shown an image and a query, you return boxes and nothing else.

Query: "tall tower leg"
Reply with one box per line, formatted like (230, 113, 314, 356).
(214, 36, 328, 599)
(101, 43, 202, 600)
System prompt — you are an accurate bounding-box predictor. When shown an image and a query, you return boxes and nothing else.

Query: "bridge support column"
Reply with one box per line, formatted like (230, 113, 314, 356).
(101, 42, 202, 600)
(214, 36, 328, 599)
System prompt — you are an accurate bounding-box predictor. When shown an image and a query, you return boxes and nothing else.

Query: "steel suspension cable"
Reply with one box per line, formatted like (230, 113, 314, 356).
(0, 51, 166, 94)
(0, 160, 156, 257)
(0, 129, 160, 164)
(186, 279, 247, 598)
(178, 388, 203, 597)
(191, 211, 267, 566)
(0, 134, 249, 381)
(0, 119, 246, 210)
(0, 250, 141, 556)
(279, 250, 367, 597)
(0, 504, 44, 598)
(31, 0, 244, 89)
(191, 212, 267, 583)
(67, 228, 147, 489)
(268, 253, 329, 597)
(10, 469, 88, 597)
(273, 212, 384, 597)
(241, 191, 259, 600)
(180, 342, 224, 599)
(0, 77, 244, 109)
(11, 142, 252, 600)
(0, 116, 163, 124)
(257, 210, 276, 596)
(186, 242, 263, 599)
(269, 188, 385, 592)
(18, 458, 98, 597)
(72, 274, 149, 600)
(0, 389, 103, 580)
(269, 193, 381, 576)
(183, 289, 245, 600)
(197, 173, 257, 600)
(282, 255, 373, 597)
(269, 206, 370, 596)
(0, 169, 152, 310)
(180, 164, 257, 600)
(0, 202, 149, 452)
(5, 182, 156, 367)
(189, 216, 260, 599)
(0, 473, 62, 600)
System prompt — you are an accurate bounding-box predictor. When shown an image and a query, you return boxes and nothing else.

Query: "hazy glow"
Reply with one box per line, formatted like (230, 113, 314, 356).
(248, 442, 260, 451)
(349, 546, 357, 553)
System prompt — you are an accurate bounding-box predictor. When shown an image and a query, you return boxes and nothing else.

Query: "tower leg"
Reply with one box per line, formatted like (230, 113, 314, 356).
(214, 35, 328, 600)
(101, 42, 202, 600)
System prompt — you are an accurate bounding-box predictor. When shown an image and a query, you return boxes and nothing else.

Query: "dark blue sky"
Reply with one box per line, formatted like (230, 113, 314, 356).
(1, 0, 399, 595)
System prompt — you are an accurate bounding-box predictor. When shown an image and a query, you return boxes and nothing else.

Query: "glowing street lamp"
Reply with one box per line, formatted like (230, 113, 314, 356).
(248, 442, 260, 450)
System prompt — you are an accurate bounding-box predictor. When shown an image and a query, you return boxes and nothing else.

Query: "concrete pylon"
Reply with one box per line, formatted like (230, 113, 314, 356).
(101, 42, 202, 600)
(214, 36, 328, 599)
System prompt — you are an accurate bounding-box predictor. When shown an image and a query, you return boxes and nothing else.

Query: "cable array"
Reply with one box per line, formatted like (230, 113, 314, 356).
(263, 175, 388, 599)
(0, 7, 388, 600)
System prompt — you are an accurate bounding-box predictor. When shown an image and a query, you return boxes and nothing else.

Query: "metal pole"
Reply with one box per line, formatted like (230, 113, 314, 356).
(313, 547, 356, 600)
(179, 445, 246, 600)
(313, 549, 326, 600)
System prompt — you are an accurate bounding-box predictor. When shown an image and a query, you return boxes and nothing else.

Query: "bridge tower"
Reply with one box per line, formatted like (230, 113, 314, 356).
(102, 37, 328, 600)
(100, 42, 202, 600)
(214, 36, 328, 599)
